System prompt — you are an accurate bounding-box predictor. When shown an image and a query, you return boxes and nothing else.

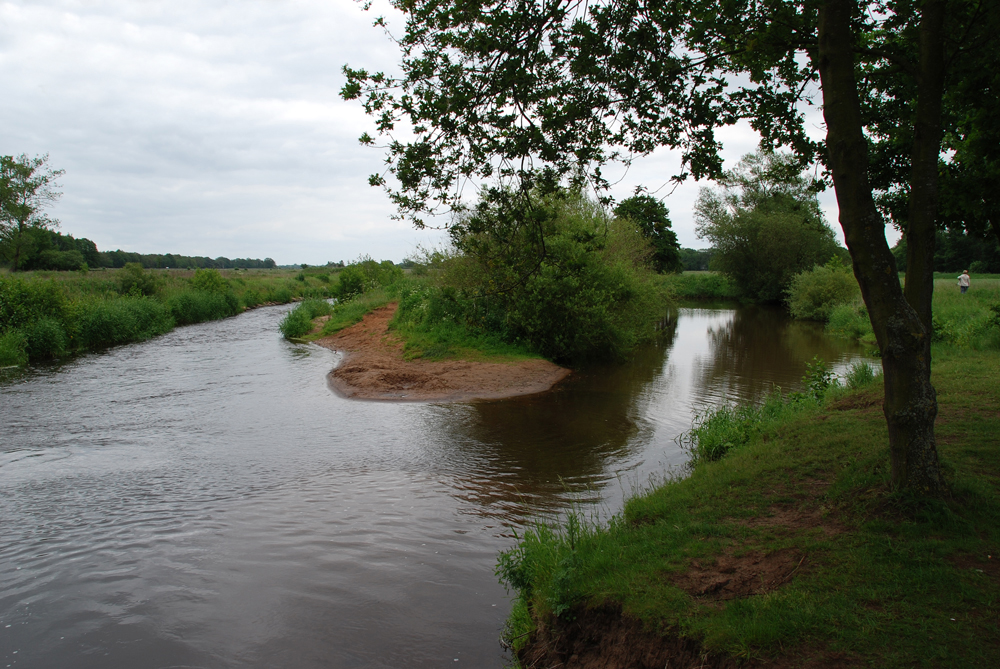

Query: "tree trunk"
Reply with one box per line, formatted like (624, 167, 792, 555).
(817, 0, 946, 493)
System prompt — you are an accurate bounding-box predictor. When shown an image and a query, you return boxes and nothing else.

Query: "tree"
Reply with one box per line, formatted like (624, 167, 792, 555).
(343, 0, 995, 492)
(613, 195, 682, 273)
(695, 151, 840, 302)
(0, 154, 65, 271)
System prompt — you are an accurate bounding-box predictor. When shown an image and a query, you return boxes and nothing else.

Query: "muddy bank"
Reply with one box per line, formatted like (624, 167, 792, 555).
(315, 303, 570, 401)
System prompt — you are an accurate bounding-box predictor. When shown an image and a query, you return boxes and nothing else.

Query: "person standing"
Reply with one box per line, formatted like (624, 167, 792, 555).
(958, 269, 971, 294)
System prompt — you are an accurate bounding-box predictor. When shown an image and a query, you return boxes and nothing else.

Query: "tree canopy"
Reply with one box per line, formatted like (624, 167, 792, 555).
(0, 154, 64, 271)
(343, 0, 996, 492)
(613, 195, 682, 273)
(696, 152, 841, 302)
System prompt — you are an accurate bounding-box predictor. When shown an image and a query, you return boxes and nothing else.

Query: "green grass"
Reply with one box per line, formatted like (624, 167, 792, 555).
(828, 276, 1000, 350)
(0, 267, 333, 364)
(658, 271, 739, 300)
(499, 345, 1000, 667)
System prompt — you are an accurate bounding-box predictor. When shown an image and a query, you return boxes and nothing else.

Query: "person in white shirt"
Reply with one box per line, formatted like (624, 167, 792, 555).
(958, 269, 971, 294)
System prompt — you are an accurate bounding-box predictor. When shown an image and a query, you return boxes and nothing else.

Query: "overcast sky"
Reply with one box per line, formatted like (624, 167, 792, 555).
(2, 0, 868, 265)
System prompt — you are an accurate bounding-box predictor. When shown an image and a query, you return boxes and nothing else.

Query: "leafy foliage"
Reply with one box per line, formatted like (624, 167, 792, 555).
(612, 195, 681, 273)
(787, 257, 861, 321)
(695, 152, 841, 303)
(0, 154, 64, 271)
(419, 187, 669, 362)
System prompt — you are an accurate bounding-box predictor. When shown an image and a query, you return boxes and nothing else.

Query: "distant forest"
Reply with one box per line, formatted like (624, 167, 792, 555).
(2, 227, 276, 271)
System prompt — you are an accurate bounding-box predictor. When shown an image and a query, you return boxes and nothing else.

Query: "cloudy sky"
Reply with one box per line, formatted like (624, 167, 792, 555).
(2, 0, 858, 265)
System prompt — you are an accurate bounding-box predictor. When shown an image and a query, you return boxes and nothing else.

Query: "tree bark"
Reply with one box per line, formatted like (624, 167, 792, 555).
(817, 0, 946, 493)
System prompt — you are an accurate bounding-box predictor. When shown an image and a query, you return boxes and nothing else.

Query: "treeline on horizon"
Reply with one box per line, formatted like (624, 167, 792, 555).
(2, 227, 276, 272)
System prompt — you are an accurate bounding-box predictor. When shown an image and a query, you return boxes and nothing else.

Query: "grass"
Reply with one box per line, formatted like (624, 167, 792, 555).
(280, 277, 545, 363)
(0, 267, 337, 364)
(828, 275, 1000, 350)
(499, 345, 1000, 667)
(658, 271, 739, 300)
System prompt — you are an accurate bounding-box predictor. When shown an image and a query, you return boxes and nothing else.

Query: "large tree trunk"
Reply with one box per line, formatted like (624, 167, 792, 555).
(817, 0, 946, 493)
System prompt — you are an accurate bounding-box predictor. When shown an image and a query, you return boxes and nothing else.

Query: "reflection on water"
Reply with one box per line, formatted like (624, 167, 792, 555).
(0, 302, 865, 668)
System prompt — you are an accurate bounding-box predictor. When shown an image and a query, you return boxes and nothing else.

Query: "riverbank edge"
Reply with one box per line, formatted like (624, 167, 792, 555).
(314, 303, 572, 402)
(502, 346, 1000, 668)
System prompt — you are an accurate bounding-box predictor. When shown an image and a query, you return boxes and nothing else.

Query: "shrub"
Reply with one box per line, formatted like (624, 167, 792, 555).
(167, 290, 240, 325)
(0, 275, 67, 331)
(190, 268, 229, 294)
(279, 299, 334, 339)
(0, 329, 28, 366)
(76, 297, 173, 349)
(23, 317, 69, 359)
(117, 263, 159, 296)
(827, 299, 875, 342)
(787, 258, 860, 321)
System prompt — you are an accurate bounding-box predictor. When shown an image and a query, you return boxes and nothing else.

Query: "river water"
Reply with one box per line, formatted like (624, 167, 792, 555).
(1, 303, 865, 668)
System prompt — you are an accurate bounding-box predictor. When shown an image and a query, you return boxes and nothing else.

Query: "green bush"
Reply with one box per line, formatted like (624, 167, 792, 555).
(660, 271, 738, 299)
(190, 268, 229, 294)
(23, 317, 69, 359)
(787, 258, 860, 321)
(334, 258, 402, 301)
(0, 275, 67, 331)
(117, 263, 160, 296)
(279, 298, 334, 339)
(434, 188, 669, 362)
(827, 299, 875, 342)
(76, 297, 174, 349)
(167, 290, 240, 325)
(0, 329, 28, 366)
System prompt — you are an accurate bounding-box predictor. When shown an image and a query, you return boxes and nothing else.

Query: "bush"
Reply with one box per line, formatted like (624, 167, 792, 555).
(0, 275, 67, 331)
(827, 299, 875, 342)
(787, 258, 860, 321)
(117, 263, 160, 296)
(844, 361, 880, 390)
(436, 188, 669, 362)
(335, 258, 402, 300)
(167, 290, 240, 325)
(76, 297, 174, 349)
(0, 329, 28, 366)
(189, 268, 229, 294)
(23, 317, 69, 359)
(279, 298, 334, 339)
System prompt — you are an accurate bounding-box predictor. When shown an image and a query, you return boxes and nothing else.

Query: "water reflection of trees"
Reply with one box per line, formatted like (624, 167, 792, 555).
(695, 305, 864, 404)
(419, 317, 679, 524)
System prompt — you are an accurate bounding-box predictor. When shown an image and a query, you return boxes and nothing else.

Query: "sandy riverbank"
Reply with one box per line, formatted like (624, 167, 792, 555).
(314, 303, 570, 401)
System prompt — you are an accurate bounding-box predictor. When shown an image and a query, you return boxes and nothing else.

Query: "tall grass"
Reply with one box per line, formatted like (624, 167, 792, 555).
(279, 298, 335, 339)
(0, 267, 331, 364)
(657, 271, 739, 300)
(827, 276, 1000, 350)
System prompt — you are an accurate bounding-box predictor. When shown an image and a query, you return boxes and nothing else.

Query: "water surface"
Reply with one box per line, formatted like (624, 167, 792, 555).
(0, 303, 865, 668)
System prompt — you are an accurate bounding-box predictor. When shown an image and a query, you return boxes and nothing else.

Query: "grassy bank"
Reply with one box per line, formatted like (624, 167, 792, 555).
(499, 344, 1000, 667)
(828, 275, 1000, 349)
(658, 271, 739, 300)
(0, 266, 336, 366)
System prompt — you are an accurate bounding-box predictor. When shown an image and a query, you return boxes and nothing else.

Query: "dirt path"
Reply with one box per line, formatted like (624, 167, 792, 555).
(314, 303, 570, 401)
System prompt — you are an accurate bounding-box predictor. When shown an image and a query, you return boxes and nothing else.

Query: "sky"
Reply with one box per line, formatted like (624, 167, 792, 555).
(1, 0, 879, 266)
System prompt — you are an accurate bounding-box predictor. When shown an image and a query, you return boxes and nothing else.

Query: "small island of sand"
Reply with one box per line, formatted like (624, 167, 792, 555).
(314, 303, 570, 402)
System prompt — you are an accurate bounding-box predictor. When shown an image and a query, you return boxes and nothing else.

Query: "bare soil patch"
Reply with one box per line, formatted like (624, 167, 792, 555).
(314, 303, 570, 401)
(670, 548, 806, 601)
(517, 605, 741, 669)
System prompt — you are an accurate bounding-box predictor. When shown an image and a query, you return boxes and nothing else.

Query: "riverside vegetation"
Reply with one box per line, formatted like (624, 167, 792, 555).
(495, 291, 1000, 667)
(280, 190, 673, 365)
(0, 265, 336, 367)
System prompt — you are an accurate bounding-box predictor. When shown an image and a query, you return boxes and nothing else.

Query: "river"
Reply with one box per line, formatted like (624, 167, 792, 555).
(0, 302, 865, 668)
